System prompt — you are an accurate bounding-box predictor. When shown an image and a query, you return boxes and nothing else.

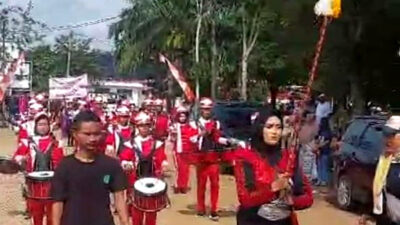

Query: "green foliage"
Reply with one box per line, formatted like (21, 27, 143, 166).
(111, 0, 400, 107)
(0, 2, 45, 63)
(30, 33, 108, 91)
(111, 0, 294, 100)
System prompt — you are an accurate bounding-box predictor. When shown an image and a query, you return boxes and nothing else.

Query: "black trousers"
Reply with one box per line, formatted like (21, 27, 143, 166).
(376, 214, 399, 225)
(237, 206, 292, 225)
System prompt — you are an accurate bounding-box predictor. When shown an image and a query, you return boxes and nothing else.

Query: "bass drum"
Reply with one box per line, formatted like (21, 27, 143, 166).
(132, 177, 169, 212)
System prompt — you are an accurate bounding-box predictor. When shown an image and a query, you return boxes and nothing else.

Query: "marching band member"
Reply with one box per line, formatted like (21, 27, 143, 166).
(153, 98, 169, 141)
(119, 112, 168, 225)
(91, 96, 107, 124)
(169, 106, 198, 194)
(194, 97, 230, 221)
(18, 103, 45, 143)
(231, 108, 313, 225)
(105, 105, 134, 157)
(13, 112, 64, 225)
(142, 98, 154, 115)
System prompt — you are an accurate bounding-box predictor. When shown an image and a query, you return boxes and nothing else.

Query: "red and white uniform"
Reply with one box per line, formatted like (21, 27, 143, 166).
(18, 103, 45, 143)
(13, 135, 64, 225)
(170, 121, 198, 192)
(231, 147, 313, 225)
(91, 96, 107, 124)
(105, 124, 134, 156)
(193, 116, 228, 214)
(119, 135, 167, 225)
(153, 113, 169, 140)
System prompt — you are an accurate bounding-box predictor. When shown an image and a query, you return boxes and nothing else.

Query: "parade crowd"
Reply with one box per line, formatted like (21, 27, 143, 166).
(6, 90, 400, 225)
(7, 92, 318, 225)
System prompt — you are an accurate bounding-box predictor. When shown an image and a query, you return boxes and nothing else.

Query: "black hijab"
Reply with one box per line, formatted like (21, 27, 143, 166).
(251, 106, 283, 166)
(251, 106, 304, 195)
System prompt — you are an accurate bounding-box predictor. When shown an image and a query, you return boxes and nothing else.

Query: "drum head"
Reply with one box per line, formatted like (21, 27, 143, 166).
(27, 171, 54, 181)
(134, 177, 167, 196)
(0, 157, 21, 174)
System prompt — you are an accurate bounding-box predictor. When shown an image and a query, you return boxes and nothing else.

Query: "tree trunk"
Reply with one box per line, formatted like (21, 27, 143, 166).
(195, 2, 203, 100)
(349, 74, 364, 116)
(270, 85, 278, 109)
(241, 55, 248, 101)
(211, 20, 218, 99)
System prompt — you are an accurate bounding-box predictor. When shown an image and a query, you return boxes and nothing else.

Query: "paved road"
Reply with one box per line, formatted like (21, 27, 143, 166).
(0, 128, 366, 225)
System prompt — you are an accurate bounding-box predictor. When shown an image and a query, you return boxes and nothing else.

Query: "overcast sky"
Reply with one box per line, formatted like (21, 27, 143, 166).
(4, 0, 129, 51)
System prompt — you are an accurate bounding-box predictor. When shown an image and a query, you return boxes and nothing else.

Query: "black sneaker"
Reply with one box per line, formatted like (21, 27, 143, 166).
(209, 212, 219, 221)
(197, 212, 206, 217)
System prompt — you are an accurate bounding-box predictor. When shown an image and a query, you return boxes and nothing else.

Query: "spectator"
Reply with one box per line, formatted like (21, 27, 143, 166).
(315, 94, 332, 125)
(315, 117, 333, 186)
(299, 113, 319, 182)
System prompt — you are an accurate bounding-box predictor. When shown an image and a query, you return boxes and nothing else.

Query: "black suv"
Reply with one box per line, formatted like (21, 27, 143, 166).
(213, 101, 261, 141)
(334, 116, 387, 210)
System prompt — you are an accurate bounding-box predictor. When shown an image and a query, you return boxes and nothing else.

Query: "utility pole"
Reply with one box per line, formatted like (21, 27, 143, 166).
(66, 31, 72, 77)
(1, 20, 6, 72)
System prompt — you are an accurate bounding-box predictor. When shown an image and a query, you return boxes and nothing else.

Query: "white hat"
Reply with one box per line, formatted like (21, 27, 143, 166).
(121, 99, 130, 107)
(29, 103, 44, 111)
(116, 106, 130, 116)
(143, 98, 154, 106)
(34, 111, 48, 121)
(28, 99, 37, 106)
(66, 97, 75, 103)
(200, 97, 214, 109)
(385, 116, 400, 131)
(153, 98, 163, 106)
(176, 105, 189, 113)
(78, 100, 87, 106)
(95, 96, 103, 103)
(35, 94, 45, 102)
(134, 112, 152, 125)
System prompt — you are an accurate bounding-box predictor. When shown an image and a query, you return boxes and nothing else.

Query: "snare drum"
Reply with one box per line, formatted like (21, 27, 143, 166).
(132, 177, 168, 212)
(25, 171, 54, 200)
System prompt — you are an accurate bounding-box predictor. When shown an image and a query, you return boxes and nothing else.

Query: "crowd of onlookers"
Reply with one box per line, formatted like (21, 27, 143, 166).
(280, 93, 342, 187)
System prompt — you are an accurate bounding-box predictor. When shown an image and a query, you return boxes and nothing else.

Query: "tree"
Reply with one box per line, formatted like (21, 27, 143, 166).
(54, 32, 102, 79)
(0, 2, 45, 66)
(110, 0, 195, 73)
(30, 33, 112, 92)
(30, 45, 58, 91)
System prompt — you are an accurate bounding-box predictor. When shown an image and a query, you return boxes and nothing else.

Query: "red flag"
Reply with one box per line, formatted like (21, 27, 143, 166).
(159, 53, 195, 103)
(0, 52, 26, 102)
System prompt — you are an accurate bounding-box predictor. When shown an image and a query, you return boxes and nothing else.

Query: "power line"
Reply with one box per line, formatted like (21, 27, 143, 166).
(40, 15, 120, 33)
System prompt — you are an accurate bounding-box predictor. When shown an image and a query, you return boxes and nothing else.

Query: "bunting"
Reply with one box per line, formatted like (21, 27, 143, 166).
(0, 52, 26, 102)
(159, 53, 195, 103)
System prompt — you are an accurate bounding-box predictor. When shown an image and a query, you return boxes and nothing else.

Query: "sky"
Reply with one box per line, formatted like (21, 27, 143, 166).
(4, 0, 129, 51)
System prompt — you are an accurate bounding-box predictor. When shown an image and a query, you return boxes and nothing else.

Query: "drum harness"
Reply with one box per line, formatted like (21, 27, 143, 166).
(28, 137, 55, 172)
(130, 140, 171, 210)
(131, 140, 157, 178)
(114, 125, 133, 156)
(22, 137, 55, 199)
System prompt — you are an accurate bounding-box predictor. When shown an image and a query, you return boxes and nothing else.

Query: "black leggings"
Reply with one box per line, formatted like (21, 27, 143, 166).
(237, 207, 293, 225)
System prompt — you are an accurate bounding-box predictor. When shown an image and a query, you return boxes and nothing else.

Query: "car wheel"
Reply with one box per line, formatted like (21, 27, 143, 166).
(337, 175, 354, 210)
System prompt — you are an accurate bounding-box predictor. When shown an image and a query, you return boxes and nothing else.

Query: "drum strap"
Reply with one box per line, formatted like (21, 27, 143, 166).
(116, 130, 131, 156)
(29, 137, 55, 171)
(132, 140, 157, 177)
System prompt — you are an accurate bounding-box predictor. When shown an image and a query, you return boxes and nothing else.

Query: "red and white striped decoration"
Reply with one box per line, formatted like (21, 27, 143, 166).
(0, 52, 26, 102)
(159, 53, 195, 103)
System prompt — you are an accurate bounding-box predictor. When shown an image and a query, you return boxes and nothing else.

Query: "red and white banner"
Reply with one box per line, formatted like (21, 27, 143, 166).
(49, 74, 88, 99)
(0, 52, 26, 102)
(159, 53, 195, 103)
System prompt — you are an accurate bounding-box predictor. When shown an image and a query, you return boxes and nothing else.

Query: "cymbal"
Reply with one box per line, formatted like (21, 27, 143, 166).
(0, 157, 22, 174)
